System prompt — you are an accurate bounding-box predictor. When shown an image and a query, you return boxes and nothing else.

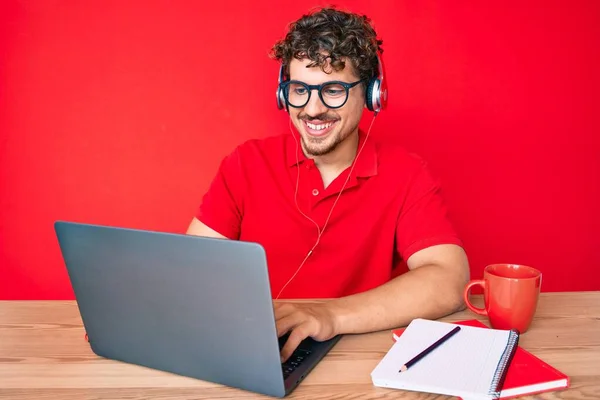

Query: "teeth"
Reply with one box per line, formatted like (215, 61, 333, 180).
(306, 121, 334, 131)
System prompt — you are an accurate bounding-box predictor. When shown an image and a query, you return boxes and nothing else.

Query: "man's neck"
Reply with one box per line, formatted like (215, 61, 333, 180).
(305, 131, 359, 188)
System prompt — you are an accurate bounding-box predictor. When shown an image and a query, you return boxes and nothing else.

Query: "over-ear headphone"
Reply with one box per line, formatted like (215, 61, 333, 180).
(276, 65, 288, 111)
(276, 52, 388, 113)
(365, 53, 388, 113)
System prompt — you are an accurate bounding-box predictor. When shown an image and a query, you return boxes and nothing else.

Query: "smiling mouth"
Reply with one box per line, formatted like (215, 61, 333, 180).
(303, 120, 337, 137)
(306, 121, 334, 130)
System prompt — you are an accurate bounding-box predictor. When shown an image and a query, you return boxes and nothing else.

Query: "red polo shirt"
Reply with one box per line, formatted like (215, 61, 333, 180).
(196, 131, 462, 299)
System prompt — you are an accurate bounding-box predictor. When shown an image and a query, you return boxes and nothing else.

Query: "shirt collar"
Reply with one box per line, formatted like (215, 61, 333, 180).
(285, 130, 378, 178)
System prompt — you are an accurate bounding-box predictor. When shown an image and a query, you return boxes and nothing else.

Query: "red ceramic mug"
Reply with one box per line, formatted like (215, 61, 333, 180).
(463, 264, 542, 333)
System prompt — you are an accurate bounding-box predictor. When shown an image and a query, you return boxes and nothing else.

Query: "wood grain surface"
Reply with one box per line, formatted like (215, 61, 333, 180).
(1, 292, 598, 399)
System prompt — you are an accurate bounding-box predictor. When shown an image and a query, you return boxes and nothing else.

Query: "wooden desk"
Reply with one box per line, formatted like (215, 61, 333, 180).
(0, 292, 598, 399)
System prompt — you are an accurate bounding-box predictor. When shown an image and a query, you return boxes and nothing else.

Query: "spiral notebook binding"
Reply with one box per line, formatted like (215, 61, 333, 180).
(488, 329, 520, 399)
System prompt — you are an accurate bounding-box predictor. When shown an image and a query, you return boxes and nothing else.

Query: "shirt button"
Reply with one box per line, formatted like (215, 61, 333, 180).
(312, 189, 319, 196)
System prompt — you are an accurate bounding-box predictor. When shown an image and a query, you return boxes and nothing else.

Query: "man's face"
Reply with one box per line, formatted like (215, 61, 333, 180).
(287, 57, 365, 157)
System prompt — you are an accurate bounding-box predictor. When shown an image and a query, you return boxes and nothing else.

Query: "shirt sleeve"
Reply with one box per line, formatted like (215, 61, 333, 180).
(195, 147, 245, 240)
(395, 160, 463, 262)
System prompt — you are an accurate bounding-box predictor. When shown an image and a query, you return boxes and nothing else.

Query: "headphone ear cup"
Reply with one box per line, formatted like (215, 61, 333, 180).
(366, 53, 387, 113)
(277, 86, 285, 110)
(276, 64, 289, 112)
(365, 78, 377, 112)
(278, 88, 290, 112)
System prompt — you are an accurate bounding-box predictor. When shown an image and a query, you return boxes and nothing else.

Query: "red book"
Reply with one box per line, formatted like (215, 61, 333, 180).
(392, 319, 570, 399)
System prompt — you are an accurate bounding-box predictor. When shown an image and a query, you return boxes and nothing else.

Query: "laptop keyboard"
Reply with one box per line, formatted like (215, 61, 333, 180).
(279, 334, 313, 380)
(281, 347, 312, 379)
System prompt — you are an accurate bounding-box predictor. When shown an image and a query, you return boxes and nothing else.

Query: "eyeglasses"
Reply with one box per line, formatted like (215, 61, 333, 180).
(279, 79, 366, 109)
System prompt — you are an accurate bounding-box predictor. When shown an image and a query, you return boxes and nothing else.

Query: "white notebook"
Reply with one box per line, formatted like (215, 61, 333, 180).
(371, 318, 519, 400)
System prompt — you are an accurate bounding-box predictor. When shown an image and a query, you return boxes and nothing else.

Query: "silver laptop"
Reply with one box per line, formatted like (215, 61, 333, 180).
(54, 221, 341, 397)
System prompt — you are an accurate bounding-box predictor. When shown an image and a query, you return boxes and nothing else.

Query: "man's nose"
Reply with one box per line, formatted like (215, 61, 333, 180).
(303, 90, 329, 116)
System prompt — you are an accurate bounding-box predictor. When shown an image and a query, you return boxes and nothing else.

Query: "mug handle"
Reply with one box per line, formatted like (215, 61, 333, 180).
(463, 280, 488, 316)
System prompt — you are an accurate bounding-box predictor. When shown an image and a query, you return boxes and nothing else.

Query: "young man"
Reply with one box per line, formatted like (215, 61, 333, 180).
(187, 7, 469, 361)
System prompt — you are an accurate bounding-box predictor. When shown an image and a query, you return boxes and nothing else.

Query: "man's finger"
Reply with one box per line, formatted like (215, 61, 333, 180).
(280, 326, 309, 363)
(273, 303, 297, 321)
(275, 311, 305, 337)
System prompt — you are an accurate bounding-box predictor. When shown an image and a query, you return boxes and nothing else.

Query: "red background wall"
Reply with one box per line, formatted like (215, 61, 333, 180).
(1, 1, 599, 299)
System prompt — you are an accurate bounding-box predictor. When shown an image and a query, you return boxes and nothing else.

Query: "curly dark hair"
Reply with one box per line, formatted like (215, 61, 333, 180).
(270, 6, 383, 85)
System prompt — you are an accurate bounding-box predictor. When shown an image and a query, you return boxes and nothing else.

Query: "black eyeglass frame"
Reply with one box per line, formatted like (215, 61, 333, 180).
(279, 79, 367, 109)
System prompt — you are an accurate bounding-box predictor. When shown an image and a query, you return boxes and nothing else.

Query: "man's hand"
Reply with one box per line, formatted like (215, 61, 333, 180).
(274, 302, 339, 362)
